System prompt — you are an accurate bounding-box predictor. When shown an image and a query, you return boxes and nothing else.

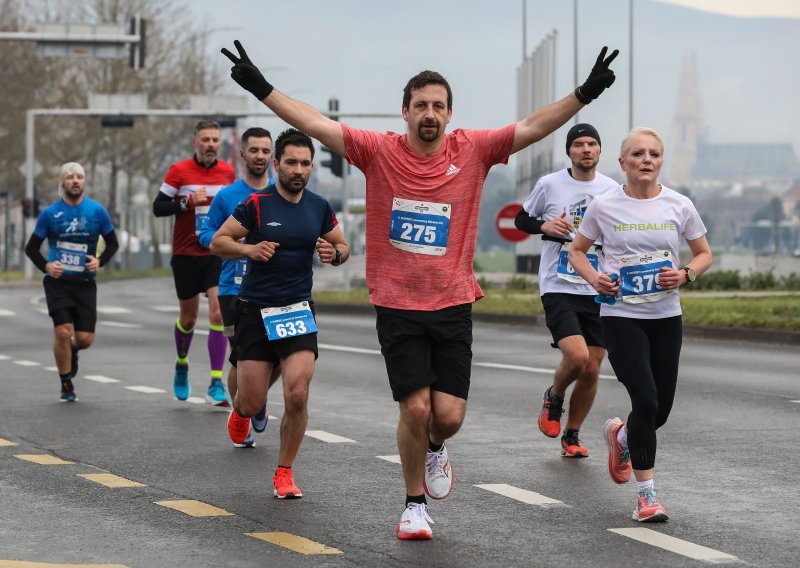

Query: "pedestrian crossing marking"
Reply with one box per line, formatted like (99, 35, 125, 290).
(84, 375, 120, 384)
(305, 430, 356, 443)
(78, 473, 147, 488)
(246, 532, 343, 555)
(0, 437, 18, 447)
(14, 454, 74, 465)
(475, 484, 566, 506)
(13, 360, 40, 367)
(125, 386, 166, 394)
(377, 455, 401, 464)
(609, 528, 738, 562)
(0, 560, 128, 567)
(155, 500, 234, 517)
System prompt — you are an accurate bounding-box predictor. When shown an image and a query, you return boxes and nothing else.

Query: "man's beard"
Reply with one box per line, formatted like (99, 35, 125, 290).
(278, 173, 307, 194)
(418, 121, 440, 142)
(246, 162, 267, 178)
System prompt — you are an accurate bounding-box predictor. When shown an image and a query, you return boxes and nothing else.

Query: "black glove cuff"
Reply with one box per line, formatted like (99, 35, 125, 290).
(574, 87, 591, 105)
(254, 82, 274, 101)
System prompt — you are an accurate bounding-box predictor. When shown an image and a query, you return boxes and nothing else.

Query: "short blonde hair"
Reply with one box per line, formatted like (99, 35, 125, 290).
(620, 127, 664, 157)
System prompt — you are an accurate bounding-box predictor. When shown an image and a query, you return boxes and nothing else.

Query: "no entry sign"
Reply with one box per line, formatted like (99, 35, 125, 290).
(495, 202, 529, 243)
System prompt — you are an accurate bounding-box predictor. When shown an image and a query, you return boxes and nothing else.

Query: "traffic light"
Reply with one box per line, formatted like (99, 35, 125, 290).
(320, 146, 344, 178)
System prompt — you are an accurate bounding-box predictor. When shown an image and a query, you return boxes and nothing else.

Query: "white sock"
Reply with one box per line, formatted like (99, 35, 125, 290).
(636, 479, 654, 493)
(616, 424, 628, 449)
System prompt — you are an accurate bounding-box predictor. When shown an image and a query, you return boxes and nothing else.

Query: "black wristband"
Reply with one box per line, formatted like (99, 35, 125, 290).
(258, 82, 274, 100)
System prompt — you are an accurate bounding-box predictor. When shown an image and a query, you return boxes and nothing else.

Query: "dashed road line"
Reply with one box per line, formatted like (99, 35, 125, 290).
(152, 306, 179, 312)
(0, 354, 10, 360)
(246, 532, 343, 555)
(98, 321, 143, 329)
(475, 483, 566, 506)
(78, 473, 147, 488)
(84, 375, 120, 384)
(0, 437, 18, 447)
(45, 366, 58, 372)
(377, 455, 401, 464)
(609, 528, 738, 562)
(305, 430, 357, 443)
(319, 343, 379, 355)
(97, 307, 131, 315)
(125, 386, 167, 394)
(14, 454, 74, 465)
(13, 360, 40, 367)
(0, 560, 128, 567)
(0, 309, 14, 316)
(186, 397, 206, 405)
(155, 499, 234, 517)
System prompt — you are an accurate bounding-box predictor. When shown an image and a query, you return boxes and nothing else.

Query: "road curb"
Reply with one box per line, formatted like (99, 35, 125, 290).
(314, 303, 800, 347)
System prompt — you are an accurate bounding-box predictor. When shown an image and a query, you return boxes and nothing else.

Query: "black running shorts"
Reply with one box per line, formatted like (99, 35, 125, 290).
(541, 292, 604, 348)
(218, 294, 237, 339)
(375, 303, 473, 402)
(170, 254, 221, 300)
(43, 276, 97, 332)
(229, 300, 318, 366)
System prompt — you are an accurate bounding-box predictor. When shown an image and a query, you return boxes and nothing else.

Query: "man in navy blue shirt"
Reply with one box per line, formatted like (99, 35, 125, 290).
(212, 129, 349, 498)
(198, 127, 280, 446)
(25, 162, 119, 402)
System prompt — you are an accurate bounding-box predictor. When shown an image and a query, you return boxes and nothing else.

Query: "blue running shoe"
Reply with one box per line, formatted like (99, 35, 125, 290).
(60, 380, 78, 402)
(173, 362, 190, 401)
(233, 426, 255, 448)
(205, 379, 229, 406)
(252, 402, 269, 433)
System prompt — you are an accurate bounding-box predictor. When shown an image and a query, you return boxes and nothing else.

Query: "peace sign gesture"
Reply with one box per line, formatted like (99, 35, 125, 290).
(221, 40, 274, 100)
(575, 46, 620, 104)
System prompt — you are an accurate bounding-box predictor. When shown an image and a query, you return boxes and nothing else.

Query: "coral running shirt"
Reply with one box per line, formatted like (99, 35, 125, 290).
(343, 123, 514, 310)
(159, 157, 235, 256)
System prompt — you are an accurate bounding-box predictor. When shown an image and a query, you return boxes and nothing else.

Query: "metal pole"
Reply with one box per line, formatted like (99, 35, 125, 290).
(629, 0, 634, 131)
(522, 0, 527, 61)
(574, 0, 579, 125)
(24, 110, 35, 280)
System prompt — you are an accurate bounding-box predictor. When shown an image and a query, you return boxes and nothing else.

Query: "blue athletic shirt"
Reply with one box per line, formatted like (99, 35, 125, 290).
(33, 197, 114, 280)
(197, 177, 275, 297)
(232, 185, 338, 306)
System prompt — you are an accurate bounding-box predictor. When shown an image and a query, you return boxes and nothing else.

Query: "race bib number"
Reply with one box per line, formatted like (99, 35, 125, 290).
(389, 198, 450, 256)
(556, 243, 600, 284)
(55, 241, 87, 273)
(234, 258, 247, 285)
(261, 301, 317, 341)
(194, 205, 210, 236)
(619, 249, 673, 304)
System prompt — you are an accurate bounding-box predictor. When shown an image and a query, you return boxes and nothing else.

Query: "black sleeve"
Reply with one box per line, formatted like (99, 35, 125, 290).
(153, 191, 184, 217)
(99, 230, 120, 267)
(24, 233, 48, 273)
(514, 208, 545, 234)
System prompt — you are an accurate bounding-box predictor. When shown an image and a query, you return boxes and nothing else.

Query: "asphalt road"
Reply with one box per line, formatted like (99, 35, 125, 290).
(0, 276, 798, 568)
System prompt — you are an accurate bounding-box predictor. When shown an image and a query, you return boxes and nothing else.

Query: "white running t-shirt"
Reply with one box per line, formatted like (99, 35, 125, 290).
(521, 169, 617, 296)
(577, 184, 707, 319)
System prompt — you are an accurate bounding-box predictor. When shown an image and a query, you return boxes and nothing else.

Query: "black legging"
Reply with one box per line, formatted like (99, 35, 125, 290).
(601, 316, 682, 470)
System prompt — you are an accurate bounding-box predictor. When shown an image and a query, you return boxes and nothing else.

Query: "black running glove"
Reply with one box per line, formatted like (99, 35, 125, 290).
(575, 46, 619, 104)
(221, 40, 274, 100)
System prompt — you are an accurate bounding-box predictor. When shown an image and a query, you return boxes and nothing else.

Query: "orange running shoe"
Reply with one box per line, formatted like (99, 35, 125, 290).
(273, 466, 303, 499)
(227, 408, 251, 445)
(538, 387, 564, 438)
(632, 489, 669, 522)
(604, 417, 631, 484)
(561, 431, 588, 458)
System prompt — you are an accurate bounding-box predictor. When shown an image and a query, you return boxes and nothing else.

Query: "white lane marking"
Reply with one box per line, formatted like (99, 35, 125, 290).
(152, 305, 180, 312)
(126, 386, 167, 394)
(377, 455, 402, 464)
(475, 484, 566, 506)
(193, 329, 209, 336)
(319, 344, 616, 380)
(84, 375, 120, 384)
(97, 306, 131, 314)
(186, 397, 206, 404)
(0, 309, 14, 316)
(0, 354, 10, 360)
(13, 360, 40, 367)
(790, 400, 800, 404)
(475, 361, 616, 380)
(45, 366, 58, 372)
(99, 321, 143, 329)
(609, 528, 739, 562)
(319, 343, 380, 355)
(305, 430, 357, 443)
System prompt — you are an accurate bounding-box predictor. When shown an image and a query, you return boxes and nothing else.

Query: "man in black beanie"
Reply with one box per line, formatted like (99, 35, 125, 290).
(515, 122, 617, 458)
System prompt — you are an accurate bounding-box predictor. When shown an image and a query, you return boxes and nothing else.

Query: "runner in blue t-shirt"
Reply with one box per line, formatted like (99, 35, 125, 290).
(24, 162, 119, 402)
(198, 127, 279, 446)
(211, 128, 349, 499)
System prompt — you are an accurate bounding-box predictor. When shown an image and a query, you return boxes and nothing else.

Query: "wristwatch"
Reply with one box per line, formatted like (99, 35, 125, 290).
(333, 248, 342, 264)
(680, 265, 696, 284)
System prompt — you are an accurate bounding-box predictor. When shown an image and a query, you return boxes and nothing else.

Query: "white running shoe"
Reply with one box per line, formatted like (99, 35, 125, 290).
(396, 503, 433, 540)
(424, 442, 454, 499)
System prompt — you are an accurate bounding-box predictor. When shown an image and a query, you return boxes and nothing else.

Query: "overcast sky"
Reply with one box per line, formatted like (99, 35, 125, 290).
(190, 0, 800, 178)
